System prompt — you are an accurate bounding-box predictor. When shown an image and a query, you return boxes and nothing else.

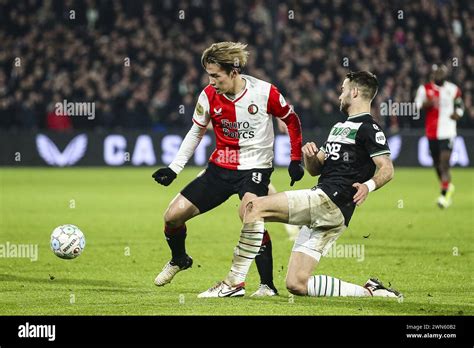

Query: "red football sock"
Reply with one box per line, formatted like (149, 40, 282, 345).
(441, 181, 450, 191)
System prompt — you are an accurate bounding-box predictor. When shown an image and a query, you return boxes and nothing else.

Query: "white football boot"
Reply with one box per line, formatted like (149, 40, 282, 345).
(437, 184, 455, 209)
(197, 281, 245, 298)
(437, 195, 450, 209)
(250, 284, 278, 297)
(154, 255, 193, 286)
(364, 278, 403, 299)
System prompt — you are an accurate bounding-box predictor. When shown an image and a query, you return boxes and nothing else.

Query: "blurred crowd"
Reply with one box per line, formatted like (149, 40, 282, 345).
(1, 0, 473, 132)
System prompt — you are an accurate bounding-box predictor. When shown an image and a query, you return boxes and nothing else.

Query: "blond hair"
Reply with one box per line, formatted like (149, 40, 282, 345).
(201, 42, 249, 74)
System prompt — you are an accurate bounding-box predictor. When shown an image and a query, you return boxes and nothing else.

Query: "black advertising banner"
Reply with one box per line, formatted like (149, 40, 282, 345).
(0, 129, 473, 167)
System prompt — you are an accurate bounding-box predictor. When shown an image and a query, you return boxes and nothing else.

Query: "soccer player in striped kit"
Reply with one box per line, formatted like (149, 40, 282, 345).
(152, 42, 304, 297)
(198, 71, 402, 299)
(415, 64, 465, 208)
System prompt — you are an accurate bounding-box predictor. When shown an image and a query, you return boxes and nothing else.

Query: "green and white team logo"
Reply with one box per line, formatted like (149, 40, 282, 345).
(327, 121, 362, 144)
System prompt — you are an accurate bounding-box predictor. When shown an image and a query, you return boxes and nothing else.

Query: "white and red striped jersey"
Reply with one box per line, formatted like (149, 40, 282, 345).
(192, 74, 302, 170)
(415, 81, 462, 140)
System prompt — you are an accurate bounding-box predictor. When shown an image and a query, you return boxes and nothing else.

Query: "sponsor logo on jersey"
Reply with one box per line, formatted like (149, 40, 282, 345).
(213, 107, 222, 115)
(331, 126, 357, 139)
(196, 103, 204, 116)
(324, 142, 342, 160)
(221, 119, 255, 139)
(248, 104, 258, 115)
(328, 126, 358, 144)
(375, 131, 386, 145)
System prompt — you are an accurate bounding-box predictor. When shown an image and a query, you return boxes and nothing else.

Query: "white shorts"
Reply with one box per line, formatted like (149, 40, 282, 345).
(285, 188, 346, 261)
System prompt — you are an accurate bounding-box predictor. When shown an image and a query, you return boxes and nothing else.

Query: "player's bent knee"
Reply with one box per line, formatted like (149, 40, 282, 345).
(163, 208, 184, 228)
(245, 198, 265, 215)
(244, 200, 256, 216)
(285, 272, 308, 296)
(286, 279, 307, 296)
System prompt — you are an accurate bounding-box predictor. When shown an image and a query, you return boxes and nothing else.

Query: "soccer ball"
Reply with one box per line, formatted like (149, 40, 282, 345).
(50, 224, 86, 259)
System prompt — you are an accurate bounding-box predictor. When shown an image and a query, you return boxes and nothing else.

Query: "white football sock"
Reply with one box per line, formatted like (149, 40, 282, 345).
(226, 221, 265, 286)
(307, 275, 371, 297)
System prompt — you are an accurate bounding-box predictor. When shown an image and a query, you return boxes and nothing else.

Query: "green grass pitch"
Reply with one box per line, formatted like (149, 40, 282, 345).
(0, 167, 473, 315)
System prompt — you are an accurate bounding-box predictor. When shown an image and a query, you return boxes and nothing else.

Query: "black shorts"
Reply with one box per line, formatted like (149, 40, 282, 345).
(180, 162, 274, 214)
(429, 138, 454, 161)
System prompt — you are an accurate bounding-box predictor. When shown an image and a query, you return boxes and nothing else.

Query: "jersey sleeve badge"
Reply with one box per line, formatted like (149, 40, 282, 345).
(375, 131, 386, 145)
(196, 103, 204, 116)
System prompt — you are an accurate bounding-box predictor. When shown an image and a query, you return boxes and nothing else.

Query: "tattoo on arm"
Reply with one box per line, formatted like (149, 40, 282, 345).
(372, 155, 394, 190)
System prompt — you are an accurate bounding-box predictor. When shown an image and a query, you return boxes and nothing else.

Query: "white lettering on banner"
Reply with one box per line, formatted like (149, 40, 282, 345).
(275, 135, 290, 166)
(194, 135, 212, 166)
(450, 137, 469, 166)
(33, 133, 471, 167)
(418, 136, 469, 167)
(162, 135, 182, 165)
(104, 135, 127, 165)
(131, 135, 156, 165)
(36, 134, 87, 167)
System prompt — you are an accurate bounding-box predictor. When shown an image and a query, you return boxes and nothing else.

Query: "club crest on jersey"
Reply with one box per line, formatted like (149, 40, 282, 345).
(214, 107, 222, 115)
(248, 104, 258, 115)
(341, 127, 351, 137)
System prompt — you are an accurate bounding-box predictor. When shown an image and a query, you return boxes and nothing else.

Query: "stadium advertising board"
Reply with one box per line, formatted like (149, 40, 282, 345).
(1, 130, 472, 167)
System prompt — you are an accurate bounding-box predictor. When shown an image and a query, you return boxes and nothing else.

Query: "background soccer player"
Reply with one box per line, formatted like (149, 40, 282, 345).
(415, 64, 465, 208)
(152, 42, 304, 297)
(199, 71, 401, 299)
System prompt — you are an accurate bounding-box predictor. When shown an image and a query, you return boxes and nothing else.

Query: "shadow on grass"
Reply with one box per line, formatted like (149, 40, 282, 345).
(252, 295, 472, 316)
(0, 273, 124, 288)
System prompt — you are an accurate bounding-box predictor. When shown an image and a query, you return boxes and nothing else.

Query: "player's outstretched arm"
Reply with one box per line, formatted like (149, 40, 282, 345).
(302, 142, 325, 176)
(267, 86, 304, 186)
(352, 155, 394, 206)
(282, 111, 304, 186)
(370, 154, 394, 189)
(152, 123, 207, 186)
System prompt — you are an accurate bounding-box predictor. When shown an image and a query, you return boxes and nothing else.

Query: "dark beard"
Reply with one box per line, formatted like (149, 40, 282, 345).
(340, 102, 349, 116)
